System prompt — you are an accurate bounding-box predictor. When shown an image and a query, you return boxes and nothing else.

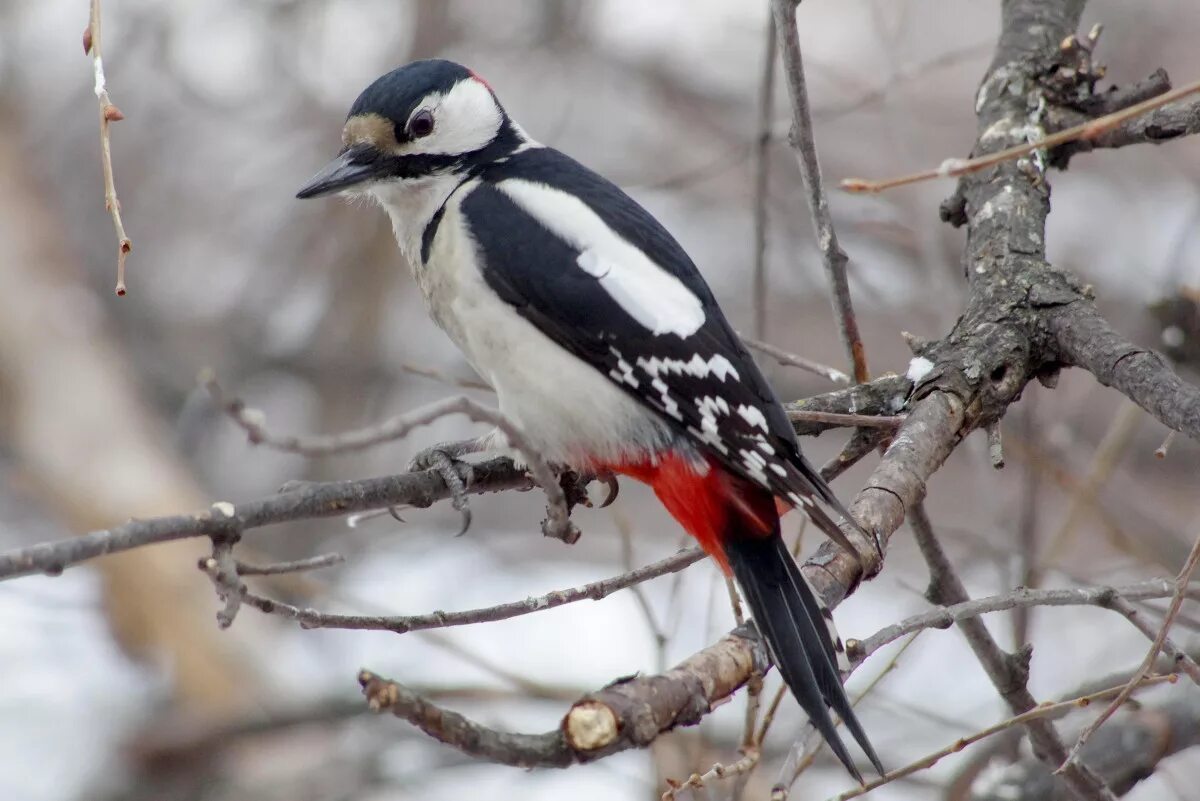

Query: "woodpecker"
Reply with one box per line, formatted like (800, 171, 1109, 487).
(297, 59, 882, 781)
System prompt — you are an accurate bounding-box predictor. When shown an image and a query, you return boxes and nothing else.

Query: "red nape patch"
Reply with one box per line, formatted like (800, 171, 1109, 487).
(600, 454, 776, 575)
(469, 70, 493, 92)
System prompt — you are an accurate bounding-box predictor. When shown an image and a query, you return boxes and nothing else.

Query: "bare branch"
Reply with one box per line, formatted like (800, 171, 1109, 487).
(1101, 595, 1200, 685)
(399, 362, 493, 391)
(85, 0, 132, 295)
(199, 533, 243, 629)
(0, 458, 533, 581)
(204, 375, 580, 543)
(740, 332, 850, 384)
(235, 553, 345, 576)
(769, 0, 869, 383)
(785, 374, 910, 437)
(750, 15, 777, 342)
(358, 626, 771, 768)
(1049, 304, 1200, 441)
(786, 409, 903, 430)
(974, 685, 1200, 800)
(832, 674, 1178, 801)
(850, 578, 1192, 664)
(804, 391, 965, 602)
(1063, 530, 1200, 769)
(910, 503, 1117, 801)
(239, 547, 705, 635)
(841, 77, 1200, 194)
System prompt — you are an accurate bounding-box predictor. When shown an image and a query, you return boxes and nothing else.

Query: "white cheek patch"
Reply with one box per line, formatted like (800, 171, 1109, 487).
(404, 79, 503, 156)
(496, 179, 706, 337)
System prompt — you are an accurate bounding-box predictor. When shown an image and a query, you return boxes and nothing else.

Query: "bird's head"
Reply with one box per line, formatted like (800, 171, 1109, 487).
(296, 59, 519, 200)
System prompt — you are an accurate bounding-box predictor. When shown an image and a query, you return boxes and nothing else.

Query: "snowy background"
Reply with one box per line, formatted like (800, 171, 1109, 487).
(0, 1, 1198, 799)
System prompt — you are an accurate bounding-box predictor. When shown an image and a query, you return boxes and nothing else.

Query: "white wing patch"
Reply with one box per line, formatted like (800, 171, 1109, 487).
(608, 349, 640, 388)
(497, 179, 706, 337)
(651, 377, 683, 420)
(636, 354, 739, 382)
(736, 404, 769, 431)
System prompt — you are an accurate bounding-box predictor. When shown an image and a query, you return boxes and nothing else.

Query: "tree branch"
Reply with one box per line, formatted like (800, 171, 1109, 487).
(0, 458, 532, 580)
(358, 626, 771, 768)
(1049, 303, 1200, 440)
(850, 578, 1192, 663)
(834, 674, 1178, 801)
(85, 0, 131, 295)
(237, 547, 705, 635)
(770, 0, 869, 383)
(205, 377, 580, 543)
(910, 503, 1117, 801)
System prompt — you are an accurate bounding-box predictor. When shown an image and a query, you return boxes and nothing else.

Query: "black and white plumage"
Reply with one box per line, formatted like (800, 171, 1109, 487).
(297, 59, 882, 781)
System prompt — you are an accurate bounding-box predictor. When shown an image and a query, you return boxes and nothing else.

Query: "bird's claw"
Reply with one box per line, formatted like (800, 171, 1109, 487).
(553, 469, 620, 514)
(408, 440, 480, 536)
(595, 470, 620, 508)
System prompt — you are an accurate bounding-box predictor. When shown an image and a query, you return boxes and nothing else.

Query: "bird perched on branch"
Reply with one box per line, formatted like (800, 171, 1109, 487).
(297, 59, 882, 781)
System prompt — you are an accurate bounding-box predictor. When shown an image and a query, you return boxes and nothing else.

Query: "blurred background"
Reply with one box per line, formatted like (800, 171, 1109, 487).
(1, 1, 1199, 799)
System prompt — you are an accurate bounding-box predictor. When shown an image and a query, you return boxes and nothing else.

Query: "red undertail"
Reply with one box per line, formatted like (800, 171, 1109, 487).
(600, 452, 885, 783)
(603, 453, 775, 573)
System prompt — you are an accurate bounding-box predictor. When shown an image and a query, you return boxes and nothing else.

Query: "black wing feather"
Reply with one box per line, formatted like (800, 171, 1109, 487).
(461, 147, 844, 526)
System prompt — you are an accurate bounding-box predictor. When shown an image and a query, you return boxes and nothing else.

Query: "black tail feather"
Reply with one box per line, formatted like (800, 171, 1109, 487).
(726, 532, 884, 781)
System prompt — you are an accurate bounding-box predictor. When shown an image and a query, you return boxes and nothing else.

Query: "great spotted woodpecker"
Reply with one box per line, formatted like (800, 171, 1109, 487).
(297, 59, 882, 781)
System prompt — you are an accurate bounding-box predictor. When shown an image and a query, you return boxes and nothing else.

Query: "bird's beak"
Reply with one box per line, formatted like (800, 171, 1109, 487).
(296, 149, 381, 199)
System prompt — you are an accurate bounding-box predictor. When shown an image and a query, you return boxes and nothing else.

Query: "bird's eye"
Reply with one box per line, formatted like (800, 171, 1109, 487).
(409, 109, 435, 138)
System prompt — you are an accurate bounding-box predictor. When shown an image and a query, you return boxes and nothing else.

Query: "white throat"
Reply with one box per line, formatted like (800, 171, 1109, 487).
(370, 174, 464, 269)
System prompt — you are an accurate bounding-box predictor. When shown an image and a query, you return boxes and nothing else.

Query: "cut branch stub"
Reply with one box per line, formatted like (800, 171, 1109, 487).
(561, 628, 768, 760)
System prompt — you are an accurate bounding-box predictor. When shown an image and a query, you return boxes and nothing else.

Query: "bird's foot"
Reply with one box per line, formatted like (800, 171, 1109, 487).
(408, 437, 489, 536)
(554, 468, 621, 514)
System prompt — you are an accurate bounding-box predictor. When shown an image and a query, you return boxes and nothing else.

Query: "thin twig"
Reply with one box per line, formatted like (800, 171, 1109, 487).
(1062, 530, 1200, 770)
(909, 503, 1117, 801)
(235, 552, 345, 576)
(664, 750, 761, 801)
(751, 15, 777, 342)
(198, 515, 243, 629)
(786, 409, 904, 430)
(399, 362, 493, 392)
(740, 333, 850, 384)
(841, 77, 1200, 194)
(203, 372, 579, 543)
(1042, 401, 1141, 569)
(85, 0, 131, 295)
(831, 674, 1178, 800)
(985, 422, 1004, 469)
(239, 547, 705, 634)
(1012, 398, 1040, 650)
(616, 512, 670, 673)
(1102, 596, 1200, 685)
(782, 631, 920, 788)
(850, 577, 1190, 663)
(769, 0, 869, 383)
(1155, 430, 1177, 459)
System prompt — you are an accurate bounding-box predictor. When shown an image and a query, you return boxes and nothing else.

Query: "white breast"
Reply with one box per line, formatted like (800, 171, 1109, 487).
(381, 180, 677, 467)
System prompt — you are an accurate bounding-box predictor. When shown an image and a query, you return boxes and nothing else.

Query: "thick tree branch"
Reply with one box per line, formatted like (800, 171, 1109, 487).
(1049, 303, 1200, 440)
(358, 626, 771, 768)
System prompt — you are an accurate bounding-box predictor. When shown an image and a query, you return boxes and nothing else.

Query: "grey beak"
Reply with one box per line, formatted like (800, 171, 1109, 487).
(296, 150, 380, 199)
